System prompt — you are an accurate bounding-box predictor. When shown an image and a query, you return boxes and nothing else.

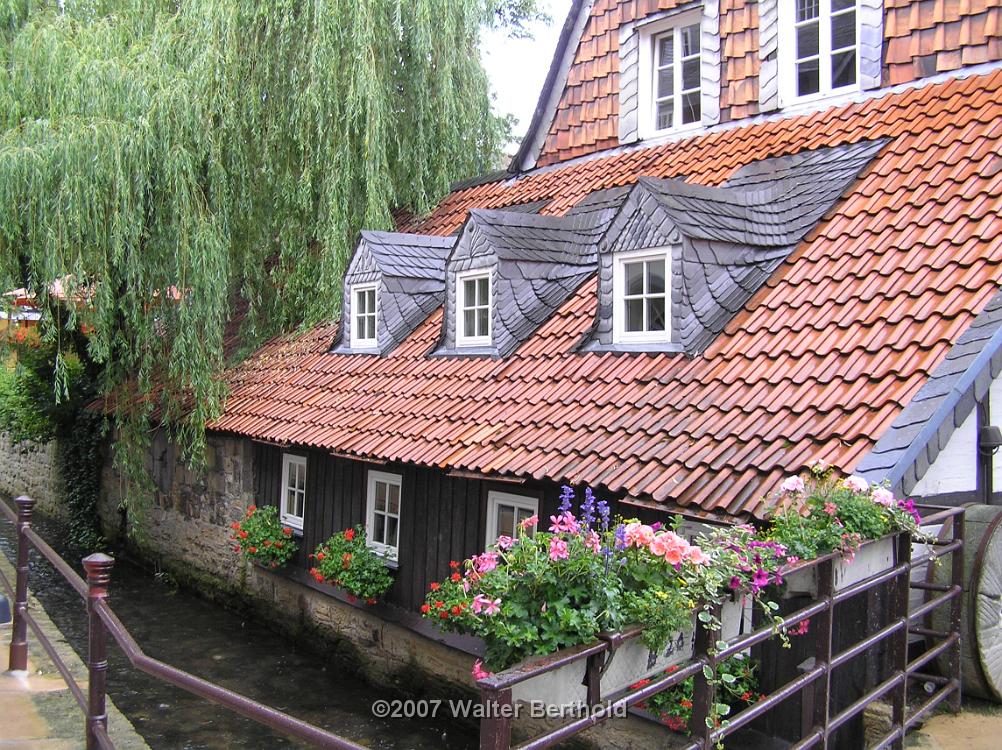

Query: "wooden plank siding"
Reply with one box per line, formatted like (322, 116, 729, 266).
(251, 442, 647, 612)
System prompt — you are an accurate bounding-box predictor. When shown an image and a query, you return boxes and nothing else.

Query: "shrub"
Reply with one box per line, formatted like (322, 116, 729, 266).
(229, 505, 297, 568)
(310, 526, 394, 604)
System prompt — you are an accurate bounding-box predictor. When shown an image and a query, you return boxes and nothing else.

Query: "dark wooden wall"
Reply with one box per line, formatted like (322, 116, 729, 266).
(253, 443, 596, 611)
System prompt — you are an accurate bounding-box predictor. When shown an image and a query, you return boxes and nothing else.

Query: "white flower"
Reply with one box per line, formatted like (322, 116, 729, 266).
(844, 475, 869, 493)
(780, 476, 805, 494)
(871, 487, 895, 507)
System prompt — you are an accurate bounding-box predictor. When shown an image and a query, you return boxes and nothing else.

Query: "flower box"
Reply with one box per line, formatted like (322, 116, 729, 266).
(783, 535, 897, 598)
(510, 597, 751, 707)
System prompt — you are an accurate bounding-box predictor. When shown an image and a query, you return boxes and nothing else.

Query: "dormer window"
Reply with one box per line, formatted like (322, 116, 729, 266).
(652, 21, 701, 132)
(352, 283, 378, 349)
(781, 0, 858, 103)
(613, 249, 670, 344)
(456, 269, 491, 347)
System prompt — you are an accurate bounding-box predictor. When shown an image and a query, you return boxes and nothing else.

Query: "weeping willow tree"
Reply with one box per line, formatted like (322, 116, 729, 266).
(0, 0, 537, 509)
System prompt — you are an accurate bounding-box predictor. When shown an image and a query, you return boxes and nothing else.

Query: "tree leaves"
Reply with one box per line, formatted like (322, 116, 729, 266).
(0, 0, 528, 506)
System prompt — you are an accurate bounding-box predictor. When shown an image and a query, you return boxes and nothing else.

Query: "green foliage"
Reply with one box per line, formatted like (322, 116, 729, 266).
(310, 525, 394, 603)
(632, 655, 760, 733)
(764, 467, 922, 560)
(229, 504, 298, 568)
(57, 409, 106, 550)
(0, 0, 540, 508)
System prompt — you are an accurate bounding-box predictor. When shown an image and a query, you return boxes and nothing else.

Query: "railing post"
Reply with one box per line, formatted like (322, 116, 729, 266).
(7, 495, 35, 674)
(689, 603, 721, 749)
(948, 509, 965, 713)
(478, 684, 513, 750)
(890, 532, 912, 749)
(811, 557, 835, 749)
(83, 553, 114, 750)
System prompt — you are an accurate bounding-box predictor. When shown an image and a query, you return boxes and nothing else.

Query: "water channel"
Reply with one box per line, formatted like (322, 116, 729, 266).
(0, 513, 478, 749)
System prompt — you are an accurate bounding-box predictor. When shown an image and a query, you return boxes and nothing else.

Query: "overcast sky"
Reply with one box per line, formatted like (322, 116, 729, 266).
(480, 1, 573, 150)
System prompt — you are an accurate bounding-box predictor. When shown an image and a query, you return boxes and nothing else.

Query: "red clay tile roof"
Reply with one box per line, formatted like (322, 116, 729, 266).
(212, 69, 1002, 519)
(534, 0, 1002, 166)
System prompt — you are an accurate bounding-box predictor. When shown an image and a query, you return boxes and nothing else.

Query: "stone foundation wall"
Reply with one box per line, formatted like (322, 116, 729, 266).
(0, 433, 65, 519)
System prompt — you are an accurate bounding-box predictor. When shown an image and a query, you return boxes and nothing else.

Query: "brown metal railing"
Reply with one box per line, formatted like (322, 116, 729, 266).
(0, 495, 368, 750)
(477, 505, 966, 750)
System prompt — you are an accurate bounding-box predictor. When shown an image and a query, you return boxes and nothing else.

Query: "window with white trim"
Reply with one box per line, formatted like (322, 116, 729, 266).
(613, 249, 670, 344)
(651, 20, 701, 133)
(366, 470, 401, 560)
(352, 283, 377, 348)
(485, 491, 538, 544)
(781, 0, 859, 103)
(456, 270, 491, 347)
(280, 454, 307, 531)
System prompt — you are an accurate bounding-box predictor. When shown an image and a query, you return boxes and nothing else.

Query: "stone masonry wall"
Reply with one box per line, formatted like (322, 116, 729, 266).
(0, 433, 65, 519)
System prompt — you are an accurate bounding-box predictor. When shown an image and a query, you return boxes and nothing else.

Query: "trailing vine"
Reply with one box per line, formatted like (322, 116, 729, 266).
(56, 409, 106, 550)
(0, 0, 542, 520)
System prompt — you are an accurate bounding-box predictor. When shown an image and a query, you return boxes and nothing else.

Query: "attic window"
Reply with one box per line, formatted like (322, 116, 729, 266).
(352, 283, 377, 349)
(613, 249, 670, 344)
(781, 0, 858, 103)
(652, 22, 701, 131)
(456, 270, 492, 347)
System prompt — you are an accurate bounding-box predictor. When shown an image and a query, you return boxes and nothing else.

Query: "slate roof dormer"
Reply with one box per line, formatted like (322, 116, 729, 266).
(583, 138, 887, 355)
(332, 231, 454, 355)
(434, 209, 611, 358)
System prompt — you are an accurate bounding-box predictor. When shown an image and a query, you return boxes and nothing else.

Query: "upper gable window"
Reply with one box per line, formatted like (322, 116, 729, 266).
(652, 22, 701, 132)
(352, 283, 378, 349)
(639, 12, 702, 138)
(456, 269, 491, 347)
(781, 0, 859, 103)
(613, 249, 670, 344)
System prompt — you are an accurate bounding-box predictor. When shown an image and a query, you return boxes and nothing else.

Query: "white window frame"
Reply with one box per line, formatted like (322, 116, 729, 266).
(779, 0, 861, 107)
(485, 491, 539, 545)
(280, 454, 307, 531)
(637, 11, 703, 140)
(365, 470, 402, 561)
(351, 282, 378, 349)
(613, 248, 672, 344)
(455, 269, 492, 348)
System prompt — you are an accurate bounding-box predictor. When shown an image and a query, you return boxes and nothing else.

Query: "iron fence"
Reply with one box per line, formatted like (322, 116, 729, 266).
(0, 495, 367, 750)
(476, 505, 966, 750)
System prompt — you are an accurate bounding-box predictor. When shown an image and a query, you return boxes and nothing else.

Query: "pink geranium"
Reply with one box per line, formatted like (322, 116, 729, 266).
(584, 530, 601, 554)
(495, 535, 514, 550)
(519, 515, 538, 531)
(685, 545, 709, 565)
(474, 551, 498, 574)
(472, 593, 501, 615)
(780, 476, 805, 494)
(871, 487, 894, 507)
(624, 522, 655, 548)
(472, 659, 493, 680)
(843, 475, 869, 493)
(548, 511, 580, 535)
(549, 537, 569, 561)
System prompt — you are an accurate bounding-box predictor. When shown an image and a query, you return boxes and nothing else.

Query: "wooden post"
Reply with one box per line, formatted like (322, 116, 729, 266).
(689, 604, 721, 749)
(83, 553, 114, 750)
(890, 533, 912, 749)
(585, 651, 603, 707)
(812, 558, 835, 749)
(948, 511, 965, 713)
(478, 685, 513, 750)
(7, 496, 34, 673)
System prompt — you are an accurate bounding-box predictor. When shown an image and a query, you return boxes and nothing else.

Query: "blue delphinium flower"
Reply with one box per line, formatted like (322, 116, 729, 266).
(580, 487, 596, 528)
(614, 523, 627, 550)
(558, 485, 575, 514)
(596, 500, 610, 531)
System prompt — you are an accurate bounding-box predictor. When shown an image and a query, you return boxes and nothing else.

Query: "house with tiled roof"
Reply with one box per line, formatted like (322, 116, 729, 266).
(105, 0, 1002, 678)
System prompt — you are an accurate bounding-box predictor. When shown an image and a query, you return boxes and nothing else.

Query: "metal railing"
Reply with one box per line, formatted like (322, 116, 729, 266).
(477, 505, 966, 750)
(0, 495, 368, 750)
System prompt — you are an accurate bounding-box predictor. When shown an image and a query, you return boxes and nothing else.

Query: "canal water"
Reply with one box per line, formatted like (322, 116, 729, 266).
(0, 515, 477, 749)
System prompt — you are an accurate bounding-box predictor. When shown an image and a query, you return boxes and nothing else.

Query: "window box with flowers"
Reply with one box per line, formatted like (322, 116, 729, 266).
(308, 526, 395, 605)
(229, 505, 298, 569)
(418, 469, 928, 717)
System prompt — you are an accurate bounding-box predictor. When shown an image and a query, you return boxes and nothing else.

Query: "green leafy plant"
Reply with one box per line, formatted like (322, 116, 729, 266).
(632, 656, 761, 733)
(230, 505, 297, 568)
(310, 526, 394, 604)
